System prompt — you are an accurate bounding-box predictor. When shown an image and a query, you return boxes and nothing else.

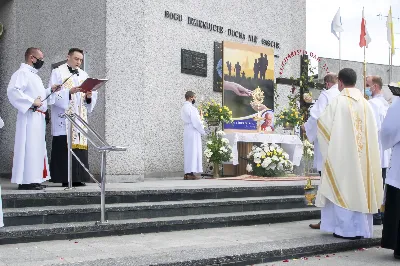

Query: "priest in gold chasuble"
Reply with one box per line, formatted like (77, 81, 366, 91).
(48, 48, 98, 187)
(316, 68, 383, 240)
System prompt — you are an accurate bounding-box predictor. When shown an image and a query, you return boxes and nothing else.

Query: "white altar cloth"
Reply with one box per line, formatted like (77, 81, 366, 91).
(225, 133, 303, 166)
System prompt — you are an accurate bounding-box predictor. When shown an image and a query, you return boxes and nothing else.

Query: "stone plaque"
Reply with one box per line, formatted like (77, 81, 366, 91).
(181, 49, 207, 77)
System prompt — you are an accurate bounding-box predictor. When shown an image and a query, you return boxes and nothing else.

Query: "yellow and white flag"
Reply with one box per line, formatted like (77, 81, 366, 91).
(387, 6, 395, 55)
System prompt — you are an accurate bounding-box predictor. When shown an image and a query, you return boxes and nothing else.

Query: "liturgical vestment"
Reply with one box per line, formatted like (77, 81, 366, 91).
(304, 84, 340, 172)
(48, 63, 98, 184)
(181, 101, 205, 174)
(7, 63, 51, 184)
(316, 88, 383, 238)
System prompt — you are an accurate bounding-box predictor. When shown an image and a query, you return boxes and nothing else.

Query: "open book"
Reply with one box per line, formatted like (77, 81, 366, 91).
(79, 78, 108, 93)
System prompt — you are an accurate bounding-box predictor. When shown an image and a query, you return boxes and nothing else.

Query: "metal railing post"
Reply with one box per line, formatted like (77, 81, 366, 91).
(67, 120, 73, 189)
(100, 151, 107, 224)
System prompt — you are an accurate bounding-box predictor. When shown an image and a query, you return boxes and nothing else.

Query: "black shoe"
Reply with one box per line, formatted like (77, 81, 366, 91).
(333, 233, 362, 240)
(373, 219, 382, 225)
(72, 182, 86, 187)
(33, 183, 47, 189)
(18, 184, 43, 190)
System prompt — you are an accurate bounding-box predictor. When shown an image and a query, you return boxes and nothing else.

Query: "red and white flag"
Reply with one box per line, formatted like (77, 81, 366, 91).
(359, 7, 371, 47)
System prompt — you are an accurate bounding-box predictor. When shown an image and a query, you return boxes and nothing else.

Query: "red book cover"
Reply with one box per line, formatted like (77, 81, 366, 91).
(79, 78, 108, 93)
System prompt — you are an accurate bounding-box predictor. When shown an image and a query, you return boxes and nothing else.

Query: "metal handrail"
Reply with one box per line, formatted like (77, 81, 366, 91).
(62, 113, 126, 224)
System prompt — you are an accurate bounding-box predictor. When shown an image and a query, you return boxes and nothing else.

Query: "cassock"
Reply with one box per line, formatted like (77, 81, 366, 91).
(316, 87, 383, 238)
(380, 98, 400, 257)
(7, 63, 51, 184)
(48, 63, 98, 184)
(181, 101, 205, 174)
(304, 84, 340, 172)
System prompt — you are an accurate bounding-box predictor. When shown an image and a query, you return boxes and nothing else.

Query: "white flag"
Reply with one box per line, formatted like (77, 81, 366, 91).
(331, 8, 344, 40)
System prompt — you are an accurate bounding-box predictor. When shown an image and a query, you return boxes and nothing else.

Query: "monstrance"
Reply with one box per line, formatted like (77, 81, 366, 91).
(251, 86, 265, 132)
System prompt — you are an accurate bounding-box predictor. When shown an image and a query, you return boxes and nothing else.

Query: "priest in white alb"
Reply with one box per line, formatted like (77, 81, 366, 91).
(48, 48, 98, 187)
(380, 91, 400, 259)
(7, 47, 60, 190)
(181, 91, 205, 180)
(316, 68, 383, 240)
(365, 75, 391, 225)
(304, 73, 340, 230)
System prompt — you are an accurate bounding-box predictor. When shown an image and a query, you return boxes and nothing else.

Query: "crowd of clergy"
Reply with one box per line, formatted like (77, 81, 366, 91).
(181, 68, 400, 260)
(0, 48, 399, 260)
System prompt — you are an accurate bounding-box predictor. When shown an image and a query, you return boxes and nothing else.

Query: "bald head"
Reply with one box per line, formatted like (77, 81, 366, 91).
(324, 73, 338, 89)
(24, 47, 42, 61)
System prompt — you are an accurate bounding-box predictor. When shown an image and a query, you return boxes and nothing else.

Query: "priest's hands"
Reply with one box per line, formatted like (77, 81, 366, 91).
(70, 87, 81, 94)
(51, 84, 62, 92)
(85, 91, 92, 98)
(33, 97, 43, 107)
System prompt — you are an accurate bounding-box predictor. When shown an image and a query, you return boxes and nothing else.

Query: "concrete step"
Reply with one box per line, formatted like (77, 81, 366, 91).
(0, 220, 382, 265)
(2, 185, 307, 208)
(3, 195, 311, 226)
(0, 208, 320, 244)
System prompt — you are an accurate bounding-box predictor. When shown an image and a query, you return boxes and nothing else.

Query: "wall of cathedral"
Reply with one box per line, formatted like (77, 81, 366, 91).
(0, 0, 107, 177)
(104, 0, 307, 181)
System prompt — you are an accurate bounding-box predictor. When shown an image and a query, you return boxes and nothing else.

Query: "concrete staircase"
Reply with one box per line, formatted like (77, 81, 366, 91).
(0, 185, 320, 244)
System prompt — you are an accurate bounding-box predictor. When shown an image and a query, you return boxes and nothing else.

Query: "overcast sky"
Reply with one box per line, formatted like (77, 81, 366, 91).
(307, 0, 400, 66)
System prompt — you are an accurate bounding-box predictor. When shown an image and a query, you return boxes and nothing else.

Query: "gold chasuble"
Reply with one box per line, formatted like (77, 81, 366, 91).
(316, 88, 383, 214)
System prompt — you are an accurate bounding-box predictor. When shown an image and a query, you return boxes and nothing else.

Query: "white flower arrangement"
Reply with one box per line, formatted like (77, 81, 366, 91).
(246, 143, 293, 177)
(204, 131, 233, 164)
(303, 139, 314, 159)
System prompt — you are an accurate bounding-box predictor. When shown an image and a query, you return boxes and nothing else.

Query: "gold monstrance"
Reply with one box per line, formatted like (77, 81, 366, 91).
(251, 86, 265, 132)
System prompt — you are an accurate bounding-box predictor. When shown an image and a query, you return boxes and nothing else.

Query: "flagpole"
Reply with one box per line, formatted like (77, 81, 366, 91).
(339, 31, 342, 71)
(390, 51, 393, 83)
(363, 46, 366, 97)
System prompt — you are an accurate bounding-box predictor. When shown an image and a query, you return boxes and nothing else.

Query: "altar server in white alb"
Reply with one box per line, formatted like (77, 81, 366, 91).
(181, 91, 205, 180)
(304, 73, 340, 230)
(316, 68, 383, 240)
(48, 48, 98, 187)
(7, 47, 60, 190)
(365, 75, 391, 225)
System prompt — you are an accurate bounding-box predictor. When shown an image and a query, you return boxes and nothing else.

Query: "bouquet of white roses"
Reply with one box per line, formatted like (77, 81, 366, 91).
(204, 130, 233, 164)
(246, 143, 293, 177)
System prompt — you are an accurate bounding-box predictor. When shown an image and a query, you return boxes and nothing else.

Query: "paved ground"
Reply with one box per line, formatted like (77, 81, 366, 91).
(262, 247, 397, 265)
(0, 220, 383, 266)
(0, 177, 319, 193)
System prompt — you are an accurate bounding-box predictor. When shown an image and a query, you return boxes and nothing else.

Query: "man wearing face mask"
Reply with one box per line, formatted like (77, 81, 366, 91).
(304, 73, 340, 230)
(366, 75, 391, 225)
(181, 91, 205, 180)
(48, 48, 98, 187)
(7, 47, 61, 190)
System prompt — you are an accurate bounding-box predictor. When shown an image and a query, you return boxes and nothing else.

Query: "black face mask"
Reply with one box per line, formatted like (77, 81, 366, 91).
(192, 99, 195, 105)
(32, 57, 44, 70)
